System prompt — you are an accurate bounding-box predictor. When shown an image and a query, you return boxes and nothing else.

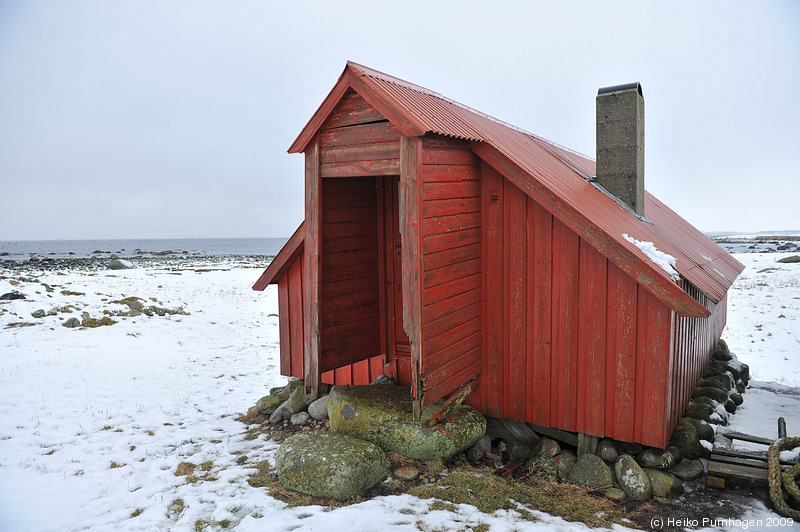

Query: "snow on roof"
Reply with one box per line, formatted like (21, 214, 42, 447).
(623, 233, 680, 281)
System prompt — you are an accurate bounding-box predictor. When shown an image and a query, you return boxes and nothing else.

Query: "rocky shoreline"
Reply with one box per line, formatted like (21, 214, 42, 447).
(0, 253, 274, 272)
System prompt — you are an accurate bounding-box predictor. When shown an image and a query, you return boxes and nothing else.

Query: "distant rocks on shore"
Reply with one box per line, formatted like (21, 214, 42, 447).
(108, 259, 135, 270)
(1, 254, 274, 272)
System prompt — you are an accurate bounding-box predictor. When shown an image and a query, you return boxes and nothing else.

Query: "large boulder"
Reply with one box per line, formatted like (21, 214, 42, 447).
(525, 452, 558, 482)
(108, 259, 134, 270)
(596, 439, 618, 463)
(275, 432, 389, 501)
(670, 458, 705, 482)
(307, 395, 329, 420)
(644, 468, 685, 499)
(327, 385, 485, 461)
(554, 450, 577, 481)
(636, 448, 676, 470)
(615, 454, 651, 501)
(692, 386, 729, 404)
(670, 421, 708, 459)
(565, 454, 613, 489)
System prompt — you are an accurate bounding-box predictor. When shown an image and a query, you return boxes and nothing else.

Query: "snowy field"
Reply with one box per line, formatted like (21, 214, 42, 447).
(0, 253, 798, 531)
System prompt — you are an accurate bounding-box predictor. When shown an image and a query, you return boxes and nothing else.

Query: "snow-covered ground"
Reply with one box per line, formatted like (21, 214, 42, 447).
(0, 252, 798, 531)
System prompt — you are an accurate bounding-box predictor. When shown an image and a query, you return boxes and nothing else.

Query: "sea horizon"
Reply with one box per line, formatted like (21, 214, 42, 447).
(0, 237, 289, 261)
(3, 230, 800, 262)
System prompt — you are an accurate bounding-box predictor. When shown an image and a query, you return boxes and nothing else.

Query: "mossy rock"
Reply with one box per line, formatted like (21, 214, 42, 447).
(256, 395, 283, 415)
(275, 432, 389, 501)
(565, 454, 613, 489)
(671, 422, 708, 459)
(670, 458, 705, 482)
(327, 385, 485, 461)
(692, 386, 729, 404)
(644, 468, 685, 499)
(278, 379, 304, 401)
(524, 452, 558, 482)
(636, 448, 676, 470)
(777, 255, 800, 264)
(615, 454, 651, 501)
(685, 417, 715, 442)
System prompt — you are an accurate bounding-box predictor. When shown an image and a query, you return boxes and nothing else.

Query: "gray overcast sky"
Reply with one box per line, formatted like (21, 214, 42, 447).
(1, 1, 798, 240)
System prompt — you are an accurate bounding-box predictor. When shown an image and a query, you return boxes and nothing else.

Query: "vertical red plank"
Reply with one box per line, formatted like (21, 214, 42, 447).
(481, 161, 504, 418)
(665, 309, 676, 437)
(353, 359, 371, 385)
(321, 370, 334, 385)
(369, 355, 385, 382)
(640, 293, 672, 447)
(288, 258, 305, 379)
(525, 197, 536, 424)
(400, 136, 423, 413)
(608, 263, 637, 442)
(552, 219, 579, 432)
(604, 269, 618, 438)
(278, 275, 291, 376)
(633, 287, 648, 444)
(376, 177, 389, 358)
(304, 135, 321, 393)
(334, 365, 352, 386)
(531, 202, 552, 426)
(578, 241, 607, 436)
(506, 183, 527, 421)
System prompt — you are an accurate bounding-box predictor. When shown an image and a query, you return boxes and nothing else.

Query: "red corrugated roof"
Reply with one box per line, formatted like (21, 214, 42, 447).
(289, 62, 743, 310)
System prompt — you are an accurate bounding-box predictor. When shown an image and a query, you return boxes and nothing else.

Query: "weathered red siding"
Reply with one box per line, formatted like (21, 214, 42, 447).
(667, 286, 726, 434)
(474, 163, 692, 447)
(418, 136, 483, 404)
(280, 256, 304, 379)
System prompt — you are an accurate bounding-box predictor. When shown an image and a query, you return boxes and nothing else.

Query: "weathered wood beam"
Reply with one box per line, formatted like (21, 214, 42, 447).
(303, 135, 321, 394)
(400, 135, 424, 419)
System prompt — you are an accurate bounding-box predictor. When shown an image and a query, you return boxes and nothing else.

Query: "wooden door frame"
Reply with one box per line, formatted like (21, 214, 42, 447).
(378, 175, 411, 380)
(400, 136, 424, 419)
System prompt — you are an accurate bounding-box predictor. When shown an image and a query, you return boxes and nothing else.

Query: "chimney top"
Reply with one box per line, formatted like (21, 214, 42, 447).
(596, 82, 645, 216)
(598, 82, 642, 97)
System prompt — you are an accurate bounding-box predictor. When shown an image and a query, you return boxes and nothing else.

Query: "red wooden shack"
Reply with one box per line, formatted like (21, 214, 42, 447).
(254, 62, 744, 448)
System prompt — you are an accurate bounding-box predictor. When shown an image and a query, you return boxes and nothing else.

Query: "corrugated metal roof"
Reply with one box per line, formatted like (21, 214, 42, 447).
(291, 61, 743, 307)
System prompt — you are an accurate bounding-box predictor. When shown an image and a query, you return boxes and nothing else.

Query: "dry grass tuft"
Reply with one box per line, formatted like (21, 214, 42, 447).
(82, 316, 118, 328)
(175, 462, 196, 476)
(409, 470, 642, 529)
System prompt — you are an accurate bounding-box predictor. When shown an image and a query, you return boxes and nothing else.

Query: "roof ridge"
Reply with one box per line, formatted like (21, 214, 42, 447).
(348, 61, 594, 164)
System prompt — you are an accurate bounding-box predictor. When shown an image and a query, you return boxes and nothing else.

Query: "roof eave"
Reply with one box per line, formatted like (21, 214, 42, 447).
(253, 222, 305, 290)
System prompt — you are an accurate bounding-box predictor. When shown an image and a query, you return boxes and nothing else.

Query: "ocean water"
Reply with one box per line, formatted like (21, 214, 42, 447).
(0, 237, 288, 261)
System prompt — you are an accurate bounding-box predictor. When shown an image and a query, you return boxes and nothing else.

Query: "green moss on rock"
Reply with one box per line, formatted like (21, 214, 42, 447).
(328, 385, 485, 461)
(275, 432, 389, 501)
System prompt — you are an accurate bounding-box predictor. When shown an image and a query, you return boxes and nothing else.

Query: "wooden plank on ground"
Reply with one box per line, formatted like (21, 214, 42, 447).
(707, 461, 768, 482)
(720, 431, 776, 446)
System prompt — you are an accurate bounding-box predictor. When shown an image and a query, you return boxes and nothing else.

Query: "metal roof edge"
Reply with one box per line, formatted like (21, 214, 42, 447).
(253, 222, 305, 290)
(288, 65, 353, 153)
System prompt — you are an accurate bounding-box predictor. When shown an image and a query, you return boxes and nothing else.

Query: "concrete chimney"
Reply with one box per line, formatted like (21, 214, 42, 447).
(596, 82, 645, 216)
